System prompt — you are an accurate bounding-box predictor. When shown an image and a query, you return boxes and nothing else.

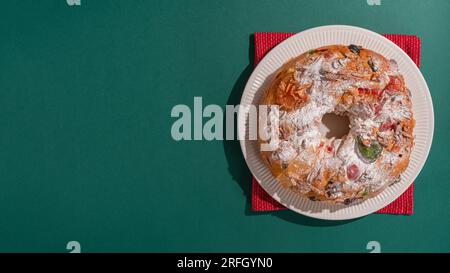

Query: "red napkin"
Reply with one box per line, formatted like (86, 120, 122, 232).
(251, 32, 421, 215)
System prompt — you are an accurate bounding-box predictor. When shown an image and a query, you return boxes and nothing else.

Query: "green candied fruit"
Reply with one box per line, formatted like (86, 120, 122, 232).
(356, 136, 383, 163)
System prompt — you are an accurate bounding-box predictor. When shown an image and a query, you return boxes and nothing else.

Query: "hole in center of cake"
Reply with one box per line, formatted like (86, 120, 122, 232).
(319, 113, 350, 139)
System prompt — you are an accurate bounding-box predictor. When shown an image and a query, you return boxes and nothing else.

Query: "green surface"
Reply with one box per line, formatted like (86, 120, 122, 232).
(0, 0, 449, 252)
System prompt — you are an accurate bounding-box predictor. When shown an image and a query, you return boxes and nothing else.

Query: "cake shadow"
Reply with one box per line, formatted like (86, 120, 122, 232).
(222, 34, 361, 227)
(223, 34, 254, 218)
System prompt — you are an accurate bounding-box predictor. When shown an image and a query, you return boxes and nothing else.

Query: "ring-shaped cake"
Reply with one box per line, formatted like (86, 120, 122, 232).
(259, 45, 415, 204)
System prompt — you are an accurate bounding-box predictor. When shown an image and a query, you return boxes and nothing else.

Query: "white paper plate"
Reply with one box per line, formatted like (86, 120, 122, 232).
(238, 25, 434, 220)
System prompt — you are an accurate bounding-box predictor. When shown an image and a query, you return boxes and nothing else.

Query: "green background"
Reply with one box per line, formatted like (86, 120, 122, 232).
(0, 0, 448, 252)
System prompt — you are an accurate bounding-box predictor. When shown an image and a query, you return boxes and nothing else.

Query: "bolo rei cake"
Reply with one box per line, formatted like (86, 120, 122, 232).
(259, 45, 415, 204)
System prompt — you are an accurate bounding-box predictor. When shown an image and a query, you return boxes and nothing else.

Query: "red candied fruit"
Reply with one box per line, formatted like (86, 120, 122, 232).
(373, 103, 383, 115)
(379, 121, 396, 132)
(347, 164, 360, 180)
(358, 88, 382, 97)
(371, 89, 381, 96)
(385, 76, 403, 91)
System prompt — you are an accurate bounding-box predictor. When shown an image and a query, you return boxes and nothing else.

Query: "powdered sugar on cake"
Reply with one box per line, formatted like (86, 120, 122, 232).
(260, 45, 415, 204)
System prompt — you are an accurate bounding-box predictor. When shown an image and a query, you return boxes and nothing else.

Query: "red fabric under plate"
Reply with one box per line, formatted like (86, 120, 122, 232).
(251, 32, 420, 215)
